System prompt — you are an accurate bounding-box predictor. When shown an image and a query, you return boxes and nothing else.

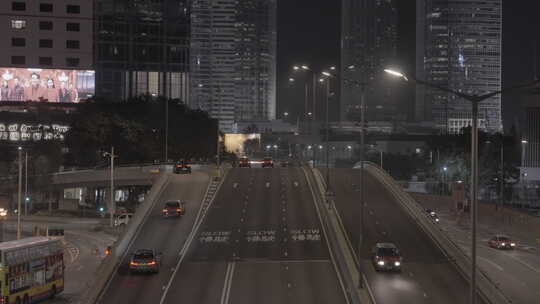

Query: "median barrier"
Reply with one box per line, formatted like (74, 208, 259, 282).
(303, 166, 373, 304)
(80, 172, 171, 304)
(363, 162, 510, 304)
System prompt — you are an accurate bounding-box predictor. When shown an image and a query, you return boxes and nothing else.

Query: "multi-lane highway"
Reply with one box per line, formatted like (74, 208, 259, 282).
(326, 168, 483, 304)
(99, 167, 346, 304)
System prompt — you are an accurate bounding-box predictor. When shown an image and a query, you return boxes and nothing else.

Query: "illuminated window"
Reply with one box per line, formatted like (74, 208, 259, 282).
(11, 20, 26, 29)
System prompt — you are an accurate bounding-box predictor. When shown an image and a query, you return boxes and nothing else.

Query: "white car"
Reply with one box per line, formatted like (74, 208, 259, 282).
(114, 213, 133, 227)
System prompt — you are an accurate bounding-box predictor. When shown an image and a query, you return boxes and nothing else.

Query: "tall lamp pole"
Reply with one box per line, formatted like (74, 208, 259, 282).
(17, 146, 22, 240)
(103, 147, 117, 227)
(24, 151, 28, 216)
(385, 68, 539, 304)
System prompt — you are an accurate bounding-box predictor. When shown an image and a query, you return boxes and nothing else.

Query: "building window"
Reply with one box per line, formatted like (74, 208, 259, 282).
(11, 56, 25, 65)
(66, 23, 80, 32)
(66, 57, 80, 67)
(11, 37, 26, 47)
(40, 3, 53, 12)
(66, 5, 80, 14)
(39, 21, 53, 30)
(11, 20, 26, 29)
(39, 39, 53, 48)
(39, 57, 53, 66)
(12, 2, 26, 11)
(66, 40, 80, 49)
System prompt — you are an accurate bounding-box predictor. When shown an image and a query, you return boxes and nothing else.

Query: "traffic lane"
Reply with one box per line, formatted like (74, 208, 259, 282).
(163, 168, 253, 303)
(165, 168, 346, 304)
(329, 169, 479, 304)
(99, 171, 210, 304)
(240, 168, 283, 259)
(285, 167, 329, 259)
(228, 260, 346, 304)
(467, 243, 540, 303)
(191, 168, 252, 260)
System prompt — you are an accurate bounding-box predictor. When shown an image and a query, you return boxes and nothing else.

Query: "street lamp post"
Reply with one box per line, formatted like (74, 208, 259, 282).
(103, 147, 117, 227)
(17, 146, 22, 240)
(385, 68, 539, 304)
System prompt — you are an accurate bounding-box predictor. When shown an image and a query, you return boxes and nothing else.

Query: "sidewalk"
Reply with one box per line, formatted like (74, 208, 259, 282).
(411, 193, 540, 250)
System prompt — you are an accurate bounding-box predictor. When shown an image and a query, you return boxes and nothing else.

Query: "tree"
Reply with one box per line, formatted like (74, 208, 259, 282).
(64, 97, 218, 166)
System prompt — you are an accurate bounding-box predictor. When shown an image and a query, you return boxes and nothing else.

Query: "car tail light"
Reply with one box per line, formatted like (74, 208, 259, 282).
(176, 208, 182, 212)
(163, 209, 167, 212)
(148, 261, 156, 265)
(130, 261, 139, 266)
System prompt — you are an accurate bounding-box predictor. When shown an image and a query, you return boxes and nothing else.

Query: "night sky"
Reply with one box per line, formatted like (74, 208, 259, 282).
(277, 1, 540, 132)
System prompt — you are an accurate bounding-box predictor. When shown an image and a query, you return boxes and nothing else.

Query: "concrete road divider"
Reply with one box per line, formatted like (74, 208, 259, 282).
(79, 172, 171, 304)
(363, 162, 510, 304)
(303, 166, 373, 304)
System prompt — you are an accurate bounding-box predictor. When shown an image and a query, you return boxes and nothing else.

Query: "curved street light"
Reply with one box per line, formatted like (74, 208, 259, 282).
(386, 67, 539, 304)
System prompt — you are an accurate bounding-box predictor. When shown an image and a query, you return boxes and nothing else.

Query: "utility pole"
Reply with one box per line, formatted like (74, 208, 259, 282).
(217, 123, 221, 178)
(17, 147, 22, 240)
(24, 151, 28, 216)
(358, 82, 366, 289)
(165, 99, 169, 162)
(103, 147, 117, 227)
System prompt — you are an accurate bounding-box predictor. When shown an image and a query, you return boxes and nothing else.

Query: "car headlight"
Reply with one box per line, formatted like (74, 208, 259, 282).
(377, 260, 385, 266)
(501, 242, 506, 246)
(510, 243, 515, 247)
(435, 218, 439, 222)
(394, 261, 401, 266)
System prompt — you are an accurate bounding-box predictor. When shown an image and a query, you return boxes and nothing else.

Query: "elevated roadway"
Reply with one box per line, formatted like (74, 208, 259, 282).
(326, 168, 484, 304)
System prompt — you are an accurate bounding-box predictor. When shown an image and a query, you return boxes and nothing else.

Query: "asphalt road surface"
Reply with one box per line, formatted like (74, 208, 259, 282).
(98, 170, 210, 304)
(161, 168, 346, 304)
(326, 168, 485, 304)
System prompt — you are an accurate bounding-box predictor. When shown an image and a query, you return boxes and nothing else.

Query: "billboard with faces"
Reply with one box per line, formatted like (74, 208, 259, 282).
(0, 68, 95, 103)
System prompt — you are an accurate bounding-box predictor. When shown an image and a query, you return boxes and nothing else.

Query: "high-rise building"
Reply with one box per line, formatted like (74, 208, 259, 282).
(94, 0, 191, 102)
(416, 0, 502, 134)
(0, 0, 94, 103)
(190, 0, 276, 132)
(522, 89, 540, 169)
(340, 0, 398, 122)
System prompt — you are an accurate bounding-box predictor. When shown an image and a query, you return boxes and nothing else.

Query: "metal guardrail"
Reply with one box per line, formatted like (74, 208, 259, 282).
(364, 162, 510, 304)
(79, 172, 171, 304)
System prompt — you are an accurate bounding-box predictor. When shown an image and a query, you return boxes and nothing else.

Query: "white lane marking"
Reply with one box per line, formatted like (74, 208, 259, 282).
(503, 253, 540, 273)
(266, 182, 270, 188)
(293, 181, 299, 187)
(233, 183, 239, 189)
(220, 262, 236, 304)
(479, 256, 504, 271)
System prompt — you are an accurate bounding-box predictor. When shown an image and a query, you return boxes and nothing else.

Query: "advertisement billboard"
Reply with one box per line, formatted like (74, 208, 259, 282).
(0, 68, 94, 103)
(0, 123, 69, 142)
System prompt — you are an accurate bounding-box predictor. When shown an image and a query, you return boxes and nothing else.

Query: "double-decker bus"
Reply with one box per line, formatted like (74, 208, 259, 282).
(0, 237, 64, 304)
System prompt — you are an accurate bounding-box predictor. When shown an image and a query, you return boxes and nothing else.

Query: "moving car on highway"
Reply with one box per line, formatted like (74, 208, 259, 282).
(262, 157, 274, 168)
(174, 161, 192, 174)
(488, 235, 516, 250)
(425, 209, 440, 223)
(129, 249, 160, 274)
(372, 242, 403, 272)
(162, 200, 186, 217)
(239, 157, 251, 168)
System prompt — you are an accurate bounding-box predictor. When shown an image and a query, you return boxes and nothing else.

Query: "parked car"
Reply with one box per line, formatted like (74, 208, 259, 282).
(114, 213, 134, 227)
(372, 242, 403, 272)
(488, 235, 516, 250)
